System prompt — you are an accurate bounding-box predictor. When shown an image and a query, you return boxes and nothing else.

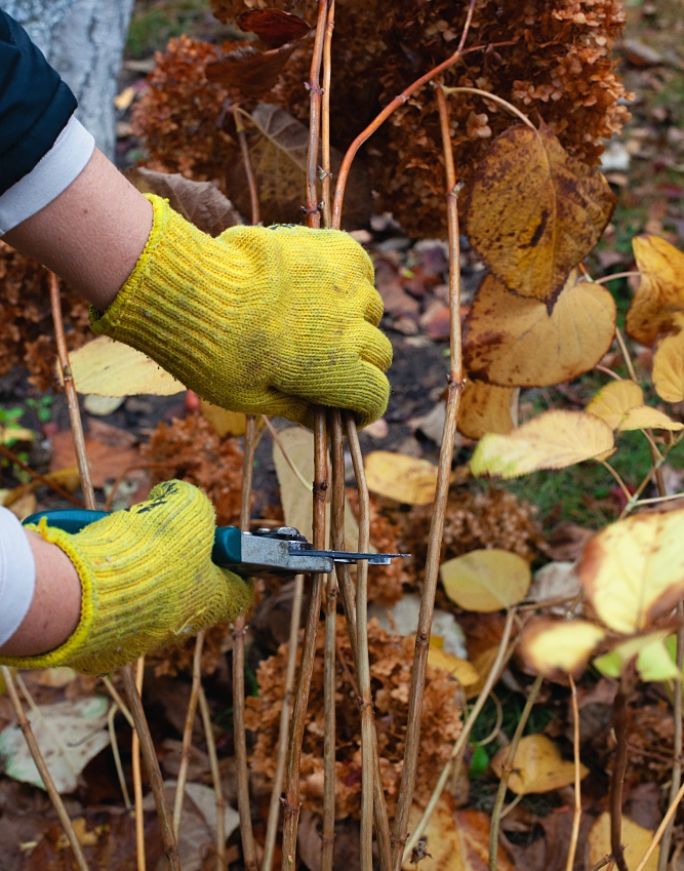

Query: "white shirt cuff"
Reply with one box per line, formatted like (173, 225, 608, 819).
(0, 115, 95, 235)
(0, 507, 36, 646)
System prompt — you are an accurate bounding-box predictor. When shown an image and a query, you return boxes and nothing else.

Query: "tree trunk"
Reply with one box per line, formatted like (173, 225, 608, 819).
(4, 0, 134, 158)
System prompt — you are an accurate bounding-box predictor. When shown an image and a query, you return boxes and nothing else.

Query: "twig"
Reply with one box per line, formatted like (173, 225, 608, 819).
(634, 783, 684, 871)
(333, 0, 479, 227)
(593, 271, 642, 285)
(198, 685, 227, 871)
(0, 666, 89, 871)
(488, 674, 544, 870)
(264, 416, 312, 493)
(598, 460, 633, 504)
(609, 684, 630, 871)
(566, 675, 582, 871)
(49, 272, 95, 510)
(122, 663, 180, 871)
(281, 3, 331, 867)
(233, 105, 260, 225)
(100, 676, 135, 728)
(615, 327, 638, 383)
(262, 573, 305, 871)
(321, 0, 335, 228)
(403, 611, 517, 862)
(660, 613, 684, 869)
(0, 444, 82, 506)
(346, 414, 379, 871)
(173, 629, 206, 836)
(391, 80, 466, 870)
(107, 703, 132, 810)
(281, 414, 327, 869)
(234, 414, 259, 871)
(131, 658, 145, 871)
(441, 86, 536, 131)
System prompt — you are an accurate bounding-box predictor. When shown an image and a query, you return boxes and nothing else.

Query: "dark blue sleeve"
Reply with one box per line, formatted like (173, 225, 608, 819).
(0, 9, 77, 195)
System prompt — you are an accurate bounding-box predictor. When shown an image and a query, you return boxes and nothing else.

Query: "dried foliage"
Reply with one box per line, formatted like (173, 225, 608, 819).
(245, 616, 463, 817)
(346, 490, 406, 605)
(405, 487, 542, 569)
(0, 243, 90, 388)
(142, 413, 245, 525)
(136, 0, 629, 236)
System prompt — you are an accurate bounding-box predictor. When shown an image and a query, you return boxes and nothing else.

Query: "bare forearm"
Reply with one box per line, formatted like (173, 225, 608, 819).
(0, 531, 81, 657)
(4, 149, 152, 310)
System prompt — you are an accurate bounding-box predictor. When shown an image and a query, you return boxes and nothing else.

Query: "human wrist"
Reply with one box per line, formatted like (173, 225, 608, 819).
(0, 530, 81, 658)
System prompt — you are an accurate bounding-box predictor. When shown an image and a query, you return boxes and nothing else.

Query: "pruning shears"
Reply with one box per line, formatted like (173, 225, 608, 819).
(23, 510, 409, 576)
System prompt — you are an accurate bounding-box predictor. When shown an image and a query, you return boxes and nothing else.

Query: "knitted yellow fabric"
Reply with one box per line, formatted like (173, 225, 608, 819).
(91, 196, 392, 427)
(1, 481, 252, 675)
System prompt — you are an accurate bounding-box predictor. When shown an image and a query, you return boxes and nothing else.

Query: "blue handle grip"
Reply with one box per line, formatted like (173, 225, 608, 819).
(22, 509, 244, 568)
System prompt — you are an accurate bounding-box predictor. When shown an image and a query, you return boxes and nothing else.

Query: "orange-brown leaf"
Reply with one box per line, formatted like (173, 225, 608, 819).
(206, 42, 298, 101)
(237, 9, 311, 48)
(463, 272, 615, 386)
(463, 124, 615, 303)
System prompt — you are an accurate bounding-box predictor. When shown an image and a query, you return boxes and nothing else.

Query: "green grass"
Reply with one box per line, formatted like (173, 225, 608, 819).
(127, 0, 210, 58)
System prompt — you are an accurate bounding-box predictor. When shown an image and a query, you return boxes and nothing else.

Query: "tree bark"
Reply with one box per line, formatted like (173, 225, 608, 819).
(4, 0, 134, 158)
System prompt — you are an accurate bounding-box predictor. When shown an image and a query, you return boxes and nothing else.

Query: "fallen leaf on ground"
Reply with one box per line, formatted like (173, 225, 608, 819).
(369, 594, 467, 658)
(578, 507, 684, 633)
(587, 812, 659, 871)
(470, 411, 614, 479)
(365, 451, 439, 505)
(490, 734, 587, 795)
(50, 422, 143, 489)
(427, 647, 479, 689)
(404, 797, 515, 869)
(0, 696, 110, 793)
(441, 549, 531, 612)
(463, 123, 614, 304)
(69, 336, 185, 397)
(522, 618, 606, 678)
(626, 235, 684, 345)
(463, 272, 615, 386)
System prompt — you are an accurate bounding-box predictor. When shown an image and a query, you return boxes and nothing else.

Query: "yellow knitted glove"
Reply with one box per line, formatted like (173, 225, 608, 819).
(91, 195, 392, 427)
(2, 481, 252, 675)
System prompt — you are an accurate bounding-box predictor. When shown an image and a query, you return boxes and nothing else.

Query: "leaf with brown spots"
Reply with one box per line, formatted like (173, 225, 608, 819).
(463, 272, 615, 386)
(578, 508, 684, 634)
(626, 235, 684, 345)
(463, 124, 615, 304)
(458, 381, 518, 440)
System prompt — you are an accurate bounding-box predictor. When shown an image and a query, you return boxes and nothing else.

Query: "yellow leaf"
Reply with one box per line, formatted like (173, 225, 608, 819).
(68, 336, 185, 397)
(594, 630, 680, 682)
(404, 799, 515, 870)
(463, 123, 614, 303)
(588, 813, 659, 871)
(522, 618, 606, 678)
(579, 508, 684, 633)
(470, 410, 614, 479)
(365, 451, 438, 505)
(441, 549, 531, 612)
(491, 734, 587, 795)
(626, 235, 684, 345)
(586, 380, 644, 428)
(466, 646, 500, 699)
(463, 272, 615, 386)
(653, 320, 684, 403)
(618, 405, 683, 432)
(200, 401, 253, 437)
(0, 425, 34, 445)
(427, 648, 479, 689)
(458, 381, 518, 440)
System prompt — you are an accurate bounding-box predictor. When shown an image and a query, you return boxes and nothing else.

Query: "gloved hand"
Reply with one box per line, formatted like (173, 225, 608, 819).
(91, 195, 392, 427)
(3, 481, 252, 674)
